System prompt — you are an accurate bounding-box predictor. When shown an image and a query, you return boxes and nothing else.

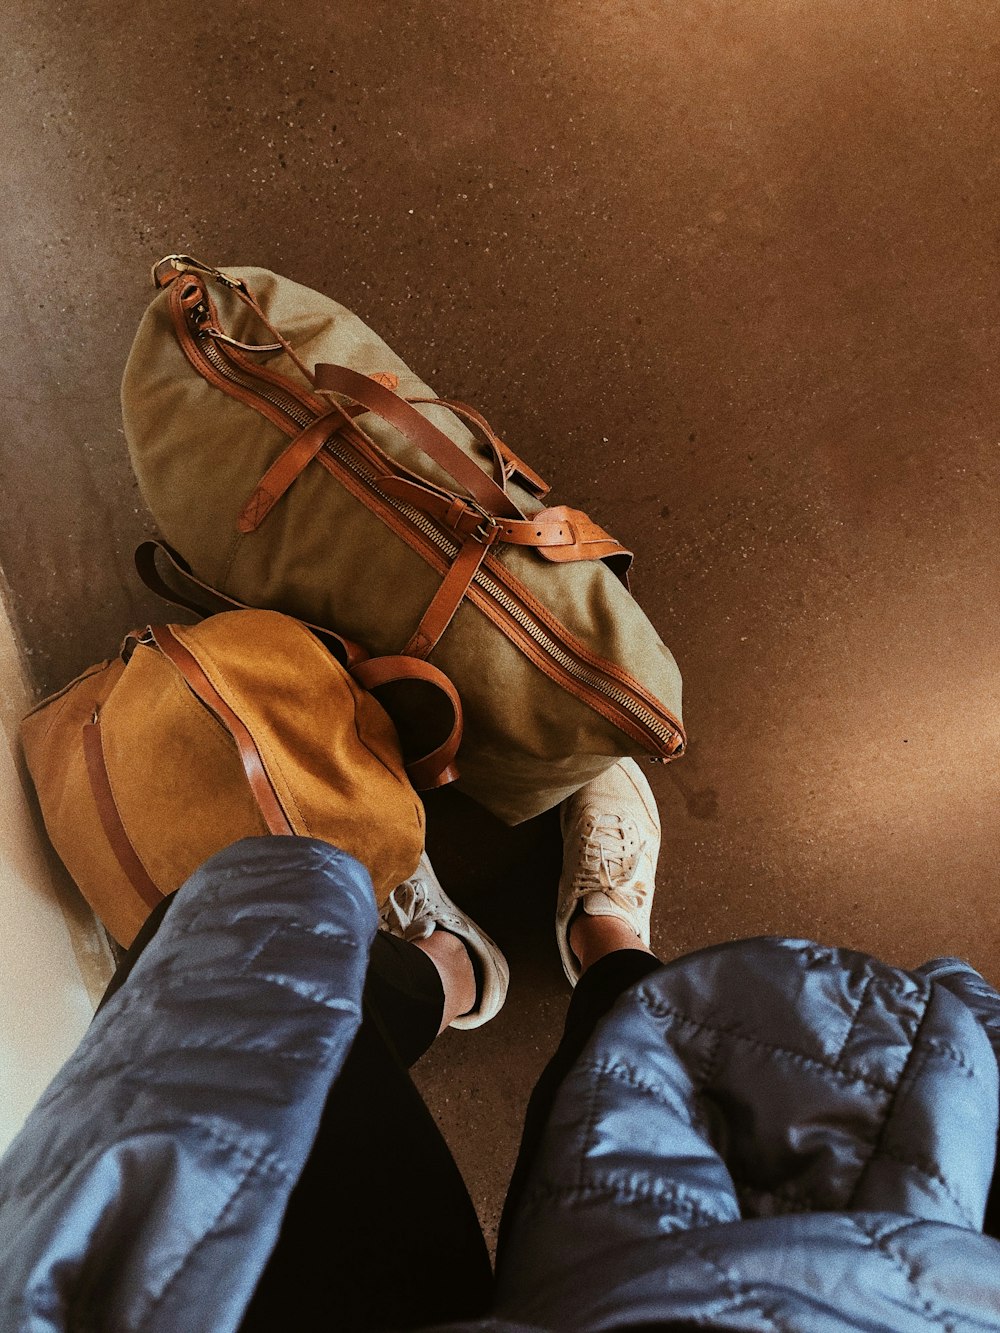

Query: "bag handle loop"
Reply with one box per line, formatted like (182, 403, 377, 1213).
(408, 396, 550, 500)
(314, 363, 526, 521)
(133, 542, 463, 790)
(350, 656, 463, 790)
(135, 541, 368, 668)
(154, 258, 549, 515)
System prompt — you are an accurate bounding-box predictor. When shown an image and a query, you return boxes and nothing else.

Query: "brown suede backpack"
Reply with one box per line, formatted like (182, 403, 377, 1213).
(20, 611, 428, 947)
(121, 255, 686, 823)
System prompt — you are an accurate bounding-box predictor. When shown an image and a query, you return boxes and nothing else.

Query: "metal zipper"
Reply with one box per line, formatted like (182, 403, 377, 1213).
(200, 335, 315, 429)
(194, 330, 683, 756)
(319, 432, 681, 751)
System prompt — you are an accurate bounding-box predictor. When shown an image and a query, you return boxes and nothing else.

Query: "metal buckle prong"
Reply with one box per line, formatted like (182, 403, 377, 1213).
(466, 497, 499, 543)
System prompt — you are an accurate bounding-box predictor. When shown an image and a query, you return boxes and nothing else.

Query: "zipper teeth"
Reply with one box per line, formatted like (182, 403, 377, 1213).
(201, 336, 315, 428)
(320, 437, 678, 750)
(474, 570, 675, 743)
(197, 333, 678, 750)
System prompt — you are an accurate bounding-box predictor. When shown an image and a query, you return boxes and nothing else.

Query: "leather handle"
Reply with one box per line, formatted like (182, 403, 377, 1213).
(134, 541, 368, 670)
(314, 363, 525, 521)
(156, 260, 544, 513)
(134, 540, 231, 621)
(409, 396, 551, 499)
(400, 529, 499, 660)
(351, 655, 463, 790)
(149, 625, 295, 836)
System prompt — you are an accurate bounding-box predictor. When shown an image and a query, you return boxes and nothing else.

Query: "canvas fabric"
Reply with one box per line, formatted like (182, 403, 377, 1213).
(121, 264, 685, 823)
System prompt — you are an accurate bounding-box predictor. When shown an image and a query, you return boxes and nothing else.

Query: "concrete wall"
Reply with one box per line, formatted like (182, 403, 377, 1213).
(0, 587, 113, 1153)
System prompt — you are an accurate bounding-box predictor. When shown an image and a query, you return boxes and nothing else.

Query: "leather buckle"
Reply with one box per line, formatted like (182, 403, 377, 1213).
(467, 498, 499, 543)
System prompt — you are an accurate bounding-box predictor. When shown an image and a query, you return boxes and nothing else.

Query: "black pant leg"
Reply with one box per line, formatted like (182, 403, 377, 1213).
(101, 888, 491, 1330)
(238, 934, 493, 1332)
(363, 931, 446, 1067)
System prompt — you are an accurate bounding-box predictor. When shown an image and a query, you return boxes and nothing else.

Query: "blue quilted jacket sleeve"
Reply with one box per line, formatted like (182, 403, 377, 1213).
(0, 836, 377, 1333)
(495, 937, 1000, 1331)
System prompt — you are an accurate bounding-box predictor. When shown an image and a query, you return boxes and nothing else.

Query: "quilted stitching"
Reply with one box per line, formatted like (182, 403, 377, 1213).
(633, 993, 904, 1094)
(848, 1217, 962, 1332)
(497, 939, 1000, 1329)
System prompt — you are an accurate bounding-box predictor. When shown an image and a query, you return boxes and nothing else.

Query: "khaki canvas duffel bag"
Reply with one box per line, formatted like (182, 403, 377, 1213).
(122, 255, 686, 824)
(20, 610, 426, 947)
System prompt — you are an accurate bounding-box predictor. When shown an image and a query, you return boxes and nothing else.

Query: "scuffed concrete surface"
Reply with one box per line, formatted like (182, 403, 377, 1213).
(1, 0, 998, 1246)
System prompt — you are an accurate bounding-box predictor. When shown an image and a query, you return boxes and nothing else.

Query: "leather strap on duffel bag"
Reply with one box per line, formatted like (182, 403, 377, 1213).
(20, 610, 431, 947)
(122, 254, 686, 823)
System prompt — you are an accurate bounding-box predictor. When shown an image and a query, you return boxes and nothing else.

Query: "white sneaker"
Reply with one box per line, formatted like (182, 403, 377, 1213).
(556, 758, 661, 986)
(380, 851, 510, 1030)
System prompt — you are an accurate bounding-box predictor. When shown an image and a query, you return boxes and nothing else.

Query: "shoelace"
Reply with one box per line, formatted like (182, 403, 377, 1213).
(381, 875, 468, 943)
(380, 878, 436, 942)
(382, 876, 487, 1018)
(569, 815, 649, 914)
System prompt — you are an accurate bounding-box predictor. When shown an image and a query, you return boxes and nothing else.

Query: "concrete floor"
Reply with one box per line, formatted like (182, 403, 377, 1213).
(2, 1, 999, 1244)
